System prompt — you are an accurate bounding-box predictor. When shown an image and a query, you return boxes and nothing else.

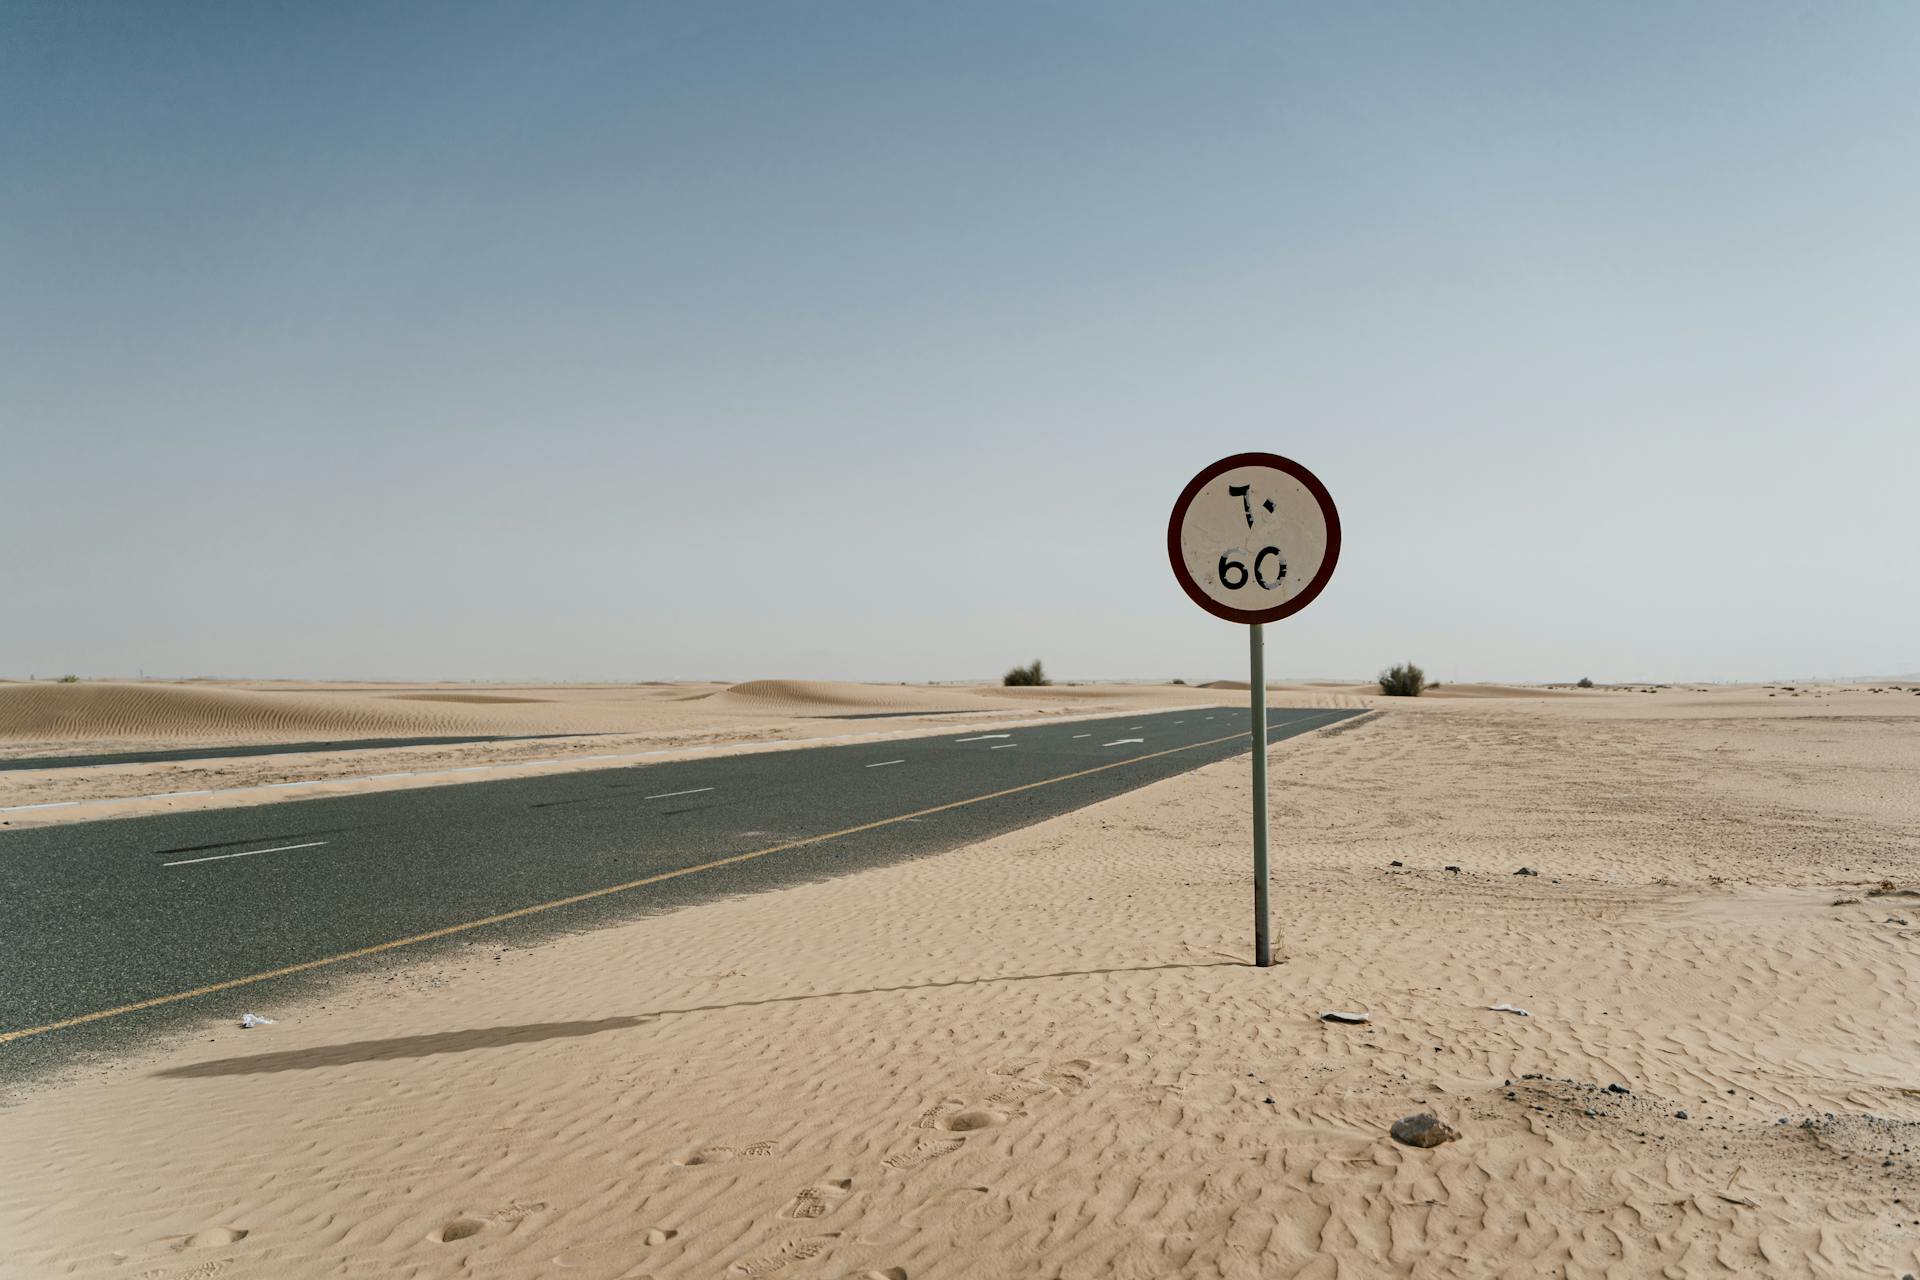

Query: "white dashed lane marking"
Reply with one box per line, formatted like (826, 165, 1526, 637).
(165, 841, 330, 869)
(643, 787, 715, 801)
(866, 760, 905, 769)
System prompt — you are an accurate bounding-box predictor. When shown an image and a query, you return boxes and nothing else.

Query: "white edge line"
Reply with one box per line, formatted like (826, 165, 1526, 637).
(164, 840, 329, 868)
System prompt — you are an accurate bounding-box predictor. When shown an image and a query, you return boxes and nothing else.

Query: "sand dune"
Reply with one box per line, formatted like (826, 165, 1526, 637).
(696, 679, 1010, 715)
(0, 679, 1239, 761)
(0, 677, 1564, 751)
(1420, 681, 1573, 698)
(382, 692, 555, 705)
(0, 681, 485, 742)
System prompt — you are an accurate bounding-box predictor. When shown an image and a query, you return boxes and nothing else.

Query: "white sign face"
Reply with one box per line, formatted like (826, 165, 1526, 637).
(1167, 454, 1340, 625)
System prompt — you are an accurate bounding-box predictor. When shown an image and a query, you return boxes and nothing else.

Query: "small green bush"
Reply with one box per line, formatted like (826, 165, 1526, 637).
(1003, 659, 1050, 687)
(1377, 662, 1427, 697)
(57, 674, 80, 683)
(1576, 676, 1595, 688)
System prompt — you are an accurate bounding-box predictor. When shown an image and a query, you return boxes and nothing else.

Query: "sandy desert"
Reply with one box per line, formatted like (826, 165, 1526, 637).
(3, 679, 1917, 1278)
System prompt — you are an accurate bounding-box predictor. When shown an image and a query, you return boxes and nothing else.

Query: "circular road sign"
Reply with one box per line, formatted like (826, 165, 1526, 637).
(1167, 453, 1341, 625)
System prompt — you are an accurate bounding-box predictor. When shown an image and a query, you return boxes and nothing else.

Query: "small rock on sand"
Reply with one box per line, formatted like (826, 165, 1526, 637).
(1319, 1010, 1370, 1024)
(1389, 1113, 1461, 1148)
(1513, 866, 1538, 876)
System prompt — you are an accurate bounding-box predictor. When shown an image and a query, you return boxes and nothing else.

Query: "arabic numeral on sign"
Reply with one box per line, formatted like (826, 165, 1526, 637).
(1255, 546, 1286, 589)
(1218, 547, 1285, 591)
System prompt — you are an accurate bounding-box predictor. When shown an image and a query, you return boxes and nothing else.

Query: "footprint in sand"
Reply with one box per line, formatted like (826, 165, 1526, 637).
(427, 1217, 488, 1244)
(781, 1178, 855, 1220)
(983, 1078, 1053, 1108)
(883, 1138, 964, 1170)
(913, 1101, 963, 1130)
(679, 1140, 778, 1166)
(1044, 1059, 1094, 1093)
(139, 1265, 229, 1280)
(932, 1108, 1006, 1133)
(168, 1227, 249, 1252)
(914, 1100, 1009, 1133)
(730, 1231, 840, 1276)
(850, 1270, 908, 1280)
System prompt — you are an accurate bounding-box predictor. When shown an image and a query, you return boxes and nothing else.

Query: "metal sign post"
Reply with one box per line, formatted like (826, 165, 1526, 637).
(1248, 621, 1270, 966)
(1168, 454, 1340, 968)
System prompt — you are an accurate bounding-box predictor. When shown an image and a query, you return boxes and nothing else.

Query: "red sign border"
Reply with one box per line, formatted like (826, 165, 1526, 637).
(1166, 452, 1342, 625)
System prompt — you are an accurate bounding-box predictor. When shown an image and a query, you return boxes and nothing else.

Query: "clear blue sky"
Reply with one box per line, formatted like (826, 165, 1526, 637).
(5, 3, 1915, 683)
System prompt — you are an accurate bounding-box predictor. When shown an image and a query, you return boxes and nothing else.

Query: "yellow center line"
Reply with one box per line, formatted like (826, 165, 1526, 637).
(0, 716, 1346, 1046)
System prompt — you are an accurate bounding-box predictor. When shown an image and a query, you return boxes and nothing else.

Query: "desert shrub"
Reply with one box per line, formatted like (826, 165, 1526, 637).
(1170, 678, 1186, 686)
(57, 674, 79, 683)
(1576, 676, 1594, 688)
(1377, 662, 1427, 697)
(1003, 659, 1050, 687)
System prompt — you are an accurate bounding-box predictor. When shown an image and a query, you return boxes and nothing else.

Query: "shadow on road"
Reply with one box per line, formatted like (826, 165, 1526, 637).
(154, 960, 1243, 1078)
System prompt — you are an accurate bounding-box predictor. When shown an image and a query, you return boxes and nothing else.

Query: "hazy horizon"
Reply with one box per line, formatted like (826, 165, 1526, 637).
(7, 4, 1916, 686)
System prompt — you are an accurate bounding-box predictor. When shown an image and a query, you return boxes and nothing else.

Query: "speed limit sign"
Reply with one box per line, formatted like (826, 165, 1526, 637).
(1167, 453, 1340, 624)
(1168, 453, 1340, 968)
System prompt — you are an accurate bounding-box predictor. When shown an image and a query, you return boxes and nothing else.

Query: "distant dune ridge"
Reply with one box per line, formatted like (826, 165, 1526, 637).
(0, 677, 1425, 751)
(0, 681, 453, 742)
(694, 679, 1010, 715)
(0, 678, 1236, 753)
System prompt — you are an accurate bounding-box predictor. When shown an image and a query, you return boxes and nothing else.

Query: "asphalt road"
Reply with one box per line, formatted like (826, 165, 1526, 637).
(0, 705, 1360, 1067)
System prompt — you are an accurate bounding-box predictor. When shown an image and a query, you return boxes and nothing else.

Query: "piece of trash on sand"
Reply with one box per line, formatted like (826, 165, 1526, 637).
(240, 1013, 275, 1029)
(1488, 1003, 1531, 1017)
(1319, 1010, 1371, 1024)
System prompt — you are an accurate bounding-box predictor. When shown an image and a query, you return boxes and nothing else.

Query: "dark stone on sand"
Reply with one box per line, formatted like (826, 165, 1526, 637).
(1514, 866, 1538, 876)
(1390, 1113, 1461, 1148)
(1607, 1083, 1630, 1095)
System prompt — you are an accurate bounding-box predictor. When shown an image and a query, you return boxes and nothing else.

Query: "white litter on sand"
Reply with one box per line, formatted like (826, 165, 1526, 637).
(1488, 1003, 1532, 1017)
(1318, 1010, 1371, 1024)
(239, 1013, 275, 1029)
